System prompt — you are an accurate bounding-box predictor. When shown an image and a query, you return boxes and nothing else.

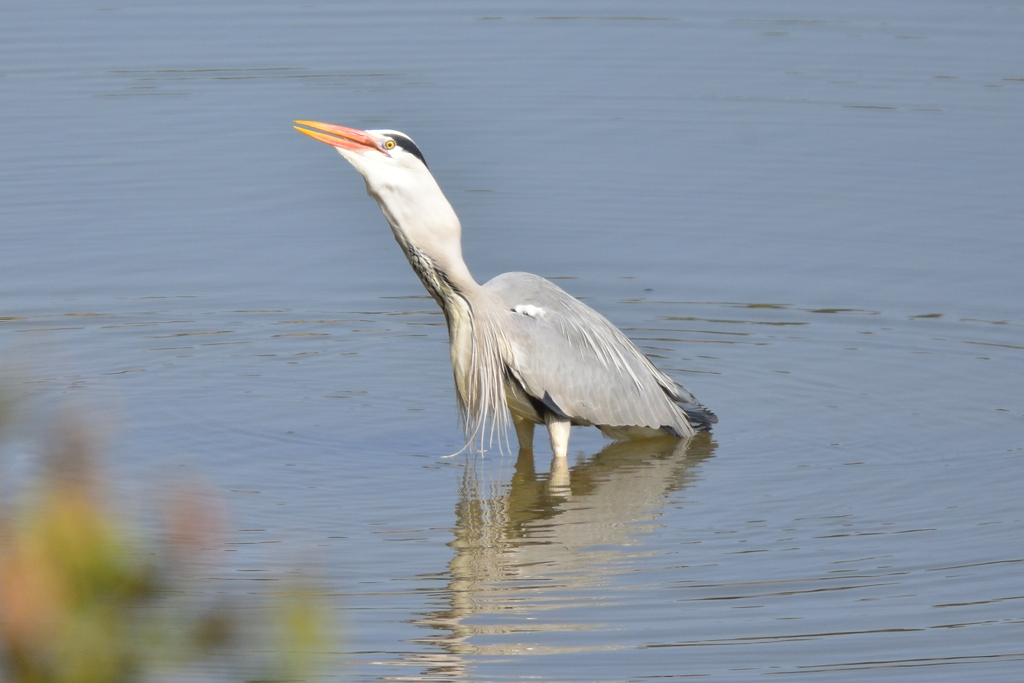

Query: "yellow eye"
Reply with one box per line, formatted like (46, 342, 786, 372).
(383, 139, 396, 150)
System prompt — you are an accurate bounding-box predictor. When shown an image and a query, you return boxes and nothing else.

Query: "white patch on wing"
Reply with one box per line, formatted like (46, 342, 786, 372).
(513, 304, 545, 318)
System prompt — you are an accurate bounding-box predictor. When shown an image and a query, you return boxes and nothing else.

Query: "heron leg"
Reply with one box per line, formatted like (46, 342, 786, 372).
(512, 414, 535, 453)
(545, 415, 571, 459)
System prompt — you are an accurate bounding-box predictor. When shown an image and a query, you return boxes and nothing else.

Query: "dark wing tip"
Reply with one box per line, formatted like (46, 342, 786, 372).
(681, 402, 718, 430)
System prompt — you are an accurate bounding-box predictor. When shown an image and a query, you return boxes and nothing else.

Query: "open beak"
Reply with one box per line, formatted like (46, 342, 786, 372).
(293, 120, 384, 154)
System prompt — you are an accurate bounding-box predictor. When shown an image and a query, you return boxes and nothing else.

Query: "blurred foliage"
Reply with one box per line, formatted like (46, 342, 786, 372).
(0, 406, 334, 682)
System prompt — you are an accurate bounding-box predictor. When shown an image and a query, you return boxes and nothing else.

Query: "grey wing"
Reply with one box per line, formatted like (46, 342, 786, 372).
(484, 272, 716, 435)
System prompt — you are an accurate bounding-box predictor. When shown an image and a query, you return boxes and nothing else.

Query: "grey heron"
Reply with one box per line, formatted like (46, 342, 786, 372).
(294, 121, 716, 458)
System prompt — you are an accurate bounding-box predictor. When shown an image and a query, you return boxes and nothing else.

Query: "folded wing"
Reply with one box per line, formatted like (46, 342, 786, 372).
(484, 272, 716, 436)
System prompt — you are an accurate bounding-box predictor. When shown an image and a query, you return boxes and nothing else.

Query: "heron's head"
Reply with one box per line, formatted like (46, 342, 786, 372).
(294, 121, 430, 191)
(294, 120, 465, 267)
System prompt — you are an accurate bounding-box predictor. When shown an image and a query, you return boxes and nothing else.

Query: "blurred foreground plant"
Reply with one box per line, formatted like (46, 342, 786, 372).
(0, 413, 333, 682)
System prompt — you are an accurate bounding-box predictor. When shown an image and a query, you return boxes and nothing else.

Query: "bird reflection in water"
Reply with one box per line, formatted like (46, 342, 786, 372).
(406, 433, 715, 679)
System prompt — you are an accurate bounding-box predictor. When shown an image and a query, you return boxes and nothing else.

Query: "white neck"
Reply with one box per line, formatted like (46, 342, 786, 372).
(339, 147, 511, 448)
(347, 151, 478, 299)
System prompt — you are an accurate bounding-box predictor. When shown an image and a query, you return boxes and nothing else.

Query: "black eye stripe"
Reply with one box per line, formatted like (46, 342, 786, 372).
(387, 134, 428, 168)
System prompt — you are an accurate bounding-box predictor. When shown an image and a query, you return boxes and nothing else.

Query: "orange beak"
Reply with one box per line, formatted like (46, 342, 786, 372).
(293, 120, 384, 154)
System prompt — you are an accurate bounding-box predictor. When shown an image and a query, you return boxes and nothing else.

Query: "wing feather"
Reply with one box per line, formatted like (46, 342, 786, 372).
(484, 272, 716, 435)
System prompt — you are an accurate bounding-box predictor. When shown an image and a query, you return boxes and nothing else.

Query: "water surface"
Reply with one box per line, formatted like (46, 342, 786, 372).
(2, 2, 1023, 681)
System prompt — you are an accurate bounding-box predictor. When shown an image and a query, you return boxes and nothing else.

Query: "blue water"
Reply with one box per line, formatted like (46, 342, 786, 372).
(2, 1, 1023, 680)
